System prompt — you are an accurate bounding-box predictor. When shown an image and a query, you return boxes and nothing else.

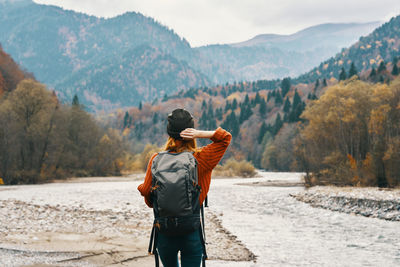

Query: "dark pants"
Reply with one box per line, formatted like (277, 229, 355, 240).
(157, 229, 203, 267)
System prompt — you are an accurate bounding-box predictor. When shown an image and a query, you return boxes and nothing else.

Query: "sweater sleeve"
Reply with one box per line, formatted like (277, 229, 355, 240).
(195, 127, 232, 172)
(137, 153, 158, 208)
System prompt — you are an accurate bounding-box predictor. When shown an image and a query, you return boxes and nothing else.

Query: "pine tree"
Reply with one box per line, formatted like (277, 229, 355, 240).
(258, 122, 267, 143)
(378, 61, 386, 73)
(281, 78, 291, 97)
(370, 67, 377, 78)
(72, 94, 79, 107)
(393, 56, 398, 66)
(224, 100, 231, 112)
(283, 112, 288, 122)
(239, 104, 252, 123)
(201, 100, 207, 110)
(255, 92, 261, 105)
(348, 62, 358, 77)
(267, 91, 272, 102)
(392, 63, 399, 76)
(199, 111, 208, 129)
(138, 101, 142, 110)
(259, 98, 267, 117)
(322, 78, 327, 87)
(339, 67, 347, 81)
(273, 113, 283, 135)
(231, 112, 240, 137)
(244, 94, 250, 105)
(207, 101, 214, 118)
(294, 101, 306, 121)
(208, 118, 217, 130)
(123, 111, 130, 128)
(274, 90, 283, 105)
(152, 112, 159, 124)
(216, 108, 223, 121)
(314, 79, 320, 91)
(222, 111, 239, 137)
(292, 89, 301, 109)
(232, 99, 238, 110)
(283, 97, 291, 113)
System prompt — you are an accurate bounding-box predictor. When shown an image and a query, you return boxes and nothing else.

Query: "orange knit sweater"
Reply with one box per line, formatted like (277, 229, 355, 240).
(137, 127, 232, 207)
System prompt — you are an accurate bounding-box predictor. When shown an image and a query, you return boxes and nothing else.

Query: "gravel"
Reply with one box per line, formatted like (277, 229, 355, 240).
(291, 186, 400, 221)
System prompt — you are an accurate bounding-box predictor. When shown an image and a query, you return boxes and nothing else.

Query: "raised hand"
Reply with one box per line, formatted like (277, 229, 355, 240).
(180, 128, 198, 140)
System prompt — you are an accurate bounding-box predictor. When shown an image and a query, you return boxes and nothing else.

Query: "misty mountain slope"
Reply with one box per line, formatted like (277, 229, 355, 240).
(196, 22, 381, 82)
(194, 44, 342, 82)
(56, 45, 209, 110)
(0, 0, 194, 81)
(296, 15, 400, 83)
(0, 0, 382, 109)
(233, 22, 381, 51)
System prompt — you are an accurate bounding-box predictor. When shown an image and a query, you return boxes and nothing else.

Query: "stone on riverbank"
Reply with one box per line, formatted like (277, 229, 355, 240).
(291, 186, 400, 221)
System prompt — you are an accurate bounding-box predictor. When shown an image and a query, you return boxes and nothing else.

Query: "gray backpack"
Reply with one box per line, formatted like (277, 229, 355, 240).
(148, 151, 208, 266)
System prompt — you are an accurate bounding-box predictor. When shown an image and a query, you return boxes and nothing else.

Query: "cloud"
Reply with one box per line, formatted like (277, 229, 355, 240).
(33, 0, 400, 46)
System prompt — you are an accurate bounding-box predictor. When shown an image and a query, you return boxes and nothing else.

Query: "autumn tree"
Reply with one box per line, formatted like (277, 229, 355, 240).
(0, 79, 124, 184)
(297, 77, 400, 187)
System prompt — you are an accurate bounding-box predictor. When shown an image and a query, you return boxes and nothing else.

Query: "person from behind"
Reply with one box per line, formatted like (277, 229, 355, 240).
(138, 108, 231, 267)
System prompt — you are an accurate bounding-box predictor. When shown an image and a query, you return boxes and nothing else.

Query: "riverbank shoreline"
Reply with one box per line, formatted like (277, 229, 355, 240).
(291, 186, 400, 221)
(0, 176, 255, 266)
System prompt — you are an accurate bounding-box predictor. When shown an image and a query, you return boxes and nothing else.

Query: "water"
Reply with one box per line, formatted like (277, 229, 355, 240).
(208, 172, 400, 266)
(0, 172, 399, 266)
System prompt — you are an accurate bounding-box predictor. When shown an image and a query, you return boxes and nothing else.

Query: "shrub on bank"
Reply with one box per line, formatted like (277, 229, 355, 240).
(213, 158, 257, 178)
(123, 143, 160, 173)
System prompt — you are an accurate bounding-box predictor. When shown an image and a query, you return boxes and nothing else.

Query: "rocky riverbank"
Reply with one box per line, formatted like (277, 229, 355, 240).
(0, 177, 255, 266)
(291, 186, 400, 221)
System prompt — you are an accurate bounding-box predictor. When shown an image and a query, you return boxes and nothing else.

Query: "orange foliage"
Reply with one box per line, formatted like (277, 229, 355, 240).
(0, 46, 26, 92)
(347, 154, 357, 170)
(0, 72, 5, 95)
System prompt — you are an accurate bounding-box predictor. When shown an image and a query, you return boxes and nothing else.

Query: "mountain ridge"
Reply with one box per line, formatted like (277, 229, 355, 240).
(0, 0, 384, 110)
(231, 22, 382, 51)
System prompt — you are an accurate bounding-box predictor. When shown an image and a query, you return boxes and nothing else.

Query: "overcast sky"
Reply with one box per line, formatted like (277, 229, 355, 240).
(33, 0, 400, 47)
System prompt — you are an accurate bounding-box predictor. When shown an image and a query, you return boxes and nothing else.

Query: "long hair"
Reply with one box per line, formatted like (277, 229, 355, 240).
(163, 137, 198, 153)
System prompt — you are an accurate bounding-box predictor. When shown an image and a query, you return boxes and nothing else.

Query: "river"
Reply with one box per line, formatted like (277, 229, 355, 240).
(208, 172, 400, 266)
(0, 172, 399, 266)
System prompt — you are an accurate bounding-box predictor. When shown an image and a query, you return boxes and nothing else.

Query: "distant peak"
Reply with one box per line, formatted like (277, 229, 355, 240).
(231, 21, 382, 48)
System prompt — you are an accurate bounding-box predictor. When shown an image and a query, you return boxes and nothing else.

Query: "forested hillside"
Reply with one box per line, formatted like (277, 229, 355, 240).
(0, 0, 202, 110)
(108, 15, 400, 187)
(0, 0, 379, 110)
(297, 15, 400, 83)
(56, 45, 209, 109)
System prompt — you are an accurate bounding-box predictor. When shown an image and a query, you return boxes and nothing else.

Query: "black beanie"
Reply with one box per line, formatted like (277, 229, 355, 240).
(167, 109, 194, 140)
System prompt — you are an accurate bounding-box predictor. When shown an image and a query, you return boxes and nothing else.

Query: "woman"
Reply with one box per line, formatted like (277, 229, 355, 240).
(138, 108, 231, 267)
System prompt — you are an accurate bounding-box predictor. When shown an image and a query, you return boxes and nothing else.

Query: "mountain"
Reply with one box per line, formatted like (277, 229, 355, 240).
(232, 22, 381, 52)
(114, 15, 400, 169)
(296, 16, 400, 83)
(0, 0, 201, 109)
(56, 45, 209, 109)
(0, 0, 381, 110)
(195, 22, 381, 82)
